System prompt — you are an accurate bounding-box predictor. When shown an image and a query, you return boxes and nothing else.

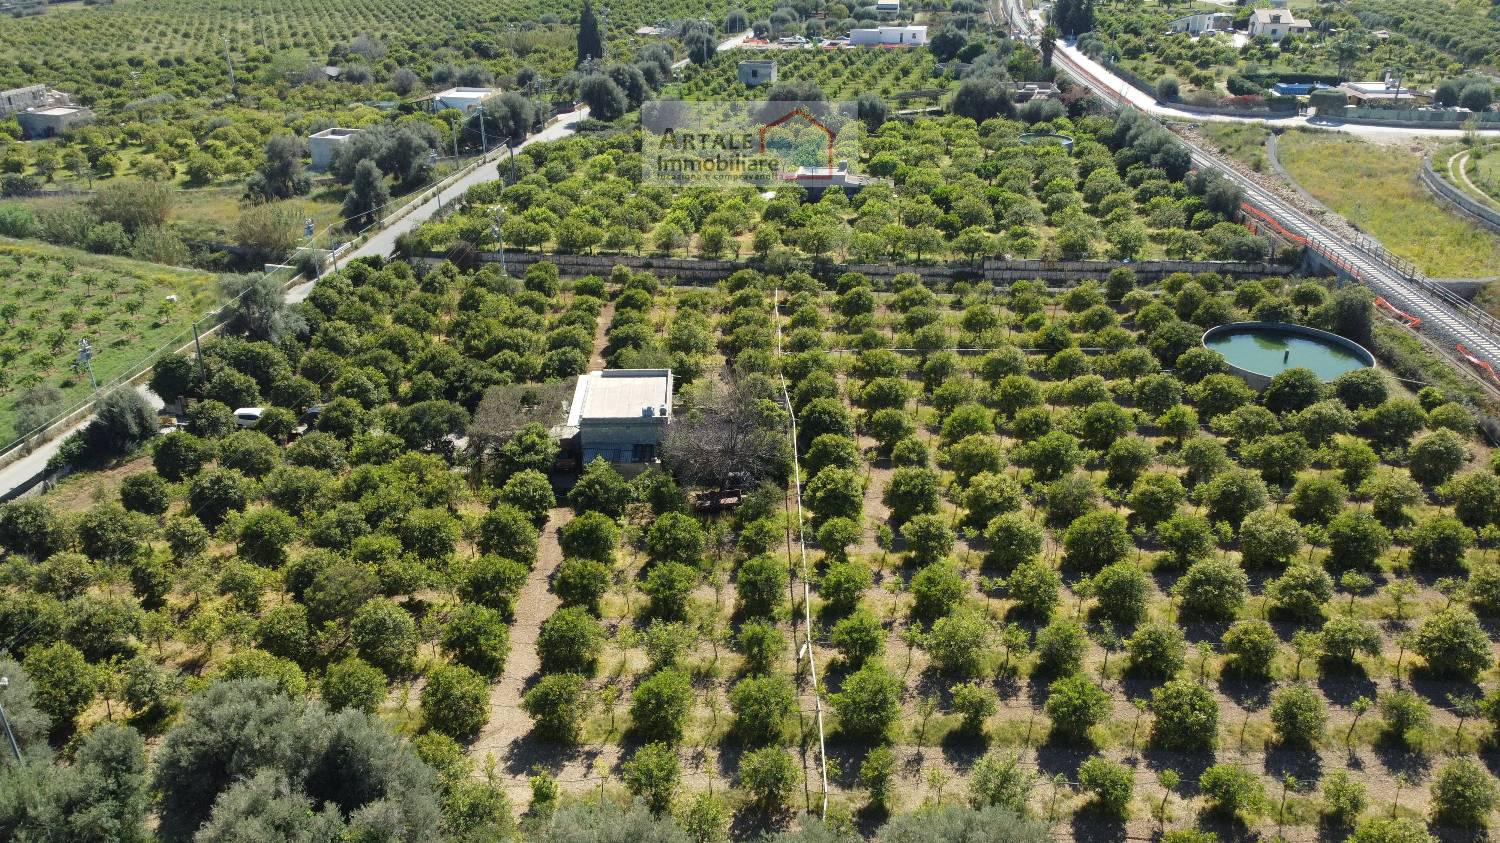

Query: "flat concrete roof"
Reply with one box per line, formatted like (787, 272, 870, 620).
(34, 106, 79, 116)
(567, 369, 673, 424)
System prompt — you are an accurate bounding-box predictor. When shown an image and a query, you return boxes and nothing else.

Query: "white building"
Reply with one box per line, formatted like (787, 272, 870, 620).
(432, 86, 499, 114)
(738, 59, 778, 86)
(874, 0, 900, 12)
(848, 25, 927, 46)
(308, 127, 359, 171)
(16, 105, 92, 139)
(1249, 8, 1311, 41)
(566, 369, 674, 468)
(1168, 13, 1232, 36)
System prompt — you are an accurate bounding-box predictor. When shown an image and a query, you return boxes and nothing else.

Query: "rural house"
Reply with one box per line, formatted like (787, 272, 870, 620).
(565, 369, 673, 470)
(1248, 8, 1311, 41)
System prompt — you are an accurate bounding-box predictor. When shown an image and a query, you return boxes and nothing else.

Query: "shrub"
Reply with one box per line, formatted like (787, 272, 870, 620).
(521, 673, 589, 744)
(1430, 757, 1498, 828)
(1266, 564, 1333, 620)
(1379, 689, 1431, 748)
(1150, 679, 1218, 750)
(1408, 429, 1468, 486)
(1078, 757, 1134, 817)
(350, 598, 417, 676)
(831, 663, 901, 739)
(1174, 557, 1247, 620)
(736, 620, 782, 675)
(421, 664, 489, 741)
(1035, 619, 1087, 676)
(1062, 510, 1129, 573)
(1319, 616, 1381, 666)
(1222, 620, 1278, 678)
(925, 609, 991, 676)
(901, 513, 955, 566)
(1128, 622, 1186, 677)
(1270, 683, 1326, 748)
(559, 512, 619, 564)
(1413, 608, 1491, 680)
(983, 512, 1043, 572)
(537, 607, 604, 675)
(630, 668, 694, 744)
(1199, 763, 1265, 819)
(730, 674, 796, 746)
(1350, 818, 1436, 843)
(737, 747, 800, 815)
(622, 742, 681, 815)
(1044, 674, 1110, 743)
(951, 682, 998, 735)
(1089, 562, 1149, 626)
(1004, 558, 1060, 620)
(967, 751, 1036, 812)
(736, 555, 787, 618)
(910, 560, 965, 623)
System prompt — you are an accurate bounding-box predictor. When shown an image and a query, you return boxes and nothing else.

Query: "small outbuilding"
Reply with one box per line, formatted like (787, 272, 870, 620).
(308, 127, 359, 171)
(738, 59, 778, 87)
(16, 105, 92, 139)
(848, 25, 927, 46)
(432, 87, 500, 114)
(566, 369, 674, 470)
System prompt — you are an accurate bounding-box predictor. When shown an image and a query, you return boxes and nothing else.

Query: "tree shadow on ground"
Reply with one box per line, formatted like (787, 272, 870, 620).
(1264, 742, 1324, 783)
(1069, 809, 1128, 843)
(1316, 671, 1378, 708)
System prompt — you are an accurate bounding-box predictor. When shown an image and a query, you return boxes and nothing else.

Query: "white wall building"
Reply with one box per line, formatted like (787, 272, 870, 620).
(1168, 13, 1232, 35)
(738, 59, 777, 87)
(848, 25, 927, 46)
(308, 127, 359, 171)
(432, 87, 499, 114)
(1249, 9, 1311, 41)
(566, 369, 674, 468)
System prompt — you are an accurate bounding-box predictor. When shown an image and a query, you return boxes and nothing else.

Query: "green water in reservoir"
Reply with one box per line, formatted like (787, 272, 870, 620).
(1205, 330, 1370, 381)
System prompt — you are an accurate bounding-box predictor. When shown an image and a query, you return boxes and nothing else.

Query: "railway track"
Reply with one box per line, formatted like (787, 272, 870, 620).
(998, 0, 1500, 397)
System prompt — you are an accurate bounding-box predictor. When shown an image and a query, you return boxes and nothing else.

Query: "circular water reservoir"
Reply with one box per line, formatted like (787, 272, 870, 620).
(1201, 322, 1374, 389)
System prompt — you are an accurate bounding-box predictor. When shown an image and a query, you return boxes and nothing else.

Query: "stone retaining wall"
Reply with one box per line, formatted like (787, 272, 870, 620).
(440, 250, 1289, 288)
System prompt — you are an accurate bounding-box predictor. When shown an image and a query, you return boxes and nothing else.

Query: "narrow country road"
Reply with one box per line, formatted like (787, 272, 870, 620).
(999, 0, 1500, 141)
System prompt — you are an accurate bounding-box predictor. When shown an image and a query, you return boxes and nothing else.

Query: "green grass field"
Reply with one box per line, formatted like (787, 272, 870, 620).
(1201, 123, 1271, 172)
(1277, 131, 1500, 279)
(0, 239, 220, 443)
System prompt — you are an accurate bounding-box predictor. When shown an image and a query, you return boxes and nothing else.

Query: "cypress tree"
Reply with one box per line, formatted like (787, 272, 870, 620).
(577, 0, 604, 67)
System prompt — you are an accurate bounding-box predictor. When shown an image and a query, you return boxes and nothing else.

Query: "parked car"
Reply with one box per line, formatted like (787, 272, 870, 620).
(233, 407, 265, 428)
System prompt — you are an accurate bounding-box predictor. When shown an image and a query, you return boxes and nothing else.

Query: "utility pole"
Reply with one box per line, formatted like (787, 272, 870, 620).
(506, 143, 518, 185)
(75, 338, 97, 390)
(191, 318, 207, 384)
(477, 107, 488, 155)
(491, 206, 506, 275)
(305, 217, 318, 280)
(0, 676, 21, 762)
(223, 36, 236, 96)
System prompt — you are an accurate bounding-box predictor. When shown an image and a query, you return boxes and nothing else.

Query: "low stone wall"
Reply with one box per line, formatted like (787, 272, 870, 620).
(1418, 156, 1500, 236)
(445, 250, 1289, 288)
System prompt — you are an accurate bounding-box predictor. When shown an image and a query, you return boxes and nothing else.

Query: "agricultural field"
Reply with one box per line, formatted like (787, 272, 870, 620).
(0, 239, 219, 445)
(1274, 130, 1500, 279)
(4, 246, 1500, 841)
(1082, 0, 1491, 103)
(413, 112, 1270, 268)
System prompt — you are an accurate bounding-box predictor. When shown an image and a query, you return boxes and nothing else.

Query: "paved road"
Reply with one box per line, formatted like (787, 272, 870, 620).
(0, 30, 759, 499)
(1000, 0, 1500, 141)
(0, 385, 164, 501)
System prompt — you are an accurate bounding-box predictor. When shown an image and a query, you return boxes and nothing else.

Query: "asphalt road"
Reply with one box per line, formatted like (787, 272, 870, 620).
(0, 31, 758, 499)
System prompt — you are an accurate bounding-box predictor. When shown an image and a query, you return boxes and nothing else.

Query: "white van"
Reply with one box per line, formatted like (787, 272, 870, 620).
(233, 407, 265, 428)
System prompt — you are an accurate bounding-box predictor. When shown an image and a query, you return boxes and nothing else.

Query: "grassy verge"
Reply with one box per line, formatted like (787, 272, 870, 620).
(0, 239, 220, 443)
(1276, 130, 1500, 278)
(1202, 123, 1270, 172)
